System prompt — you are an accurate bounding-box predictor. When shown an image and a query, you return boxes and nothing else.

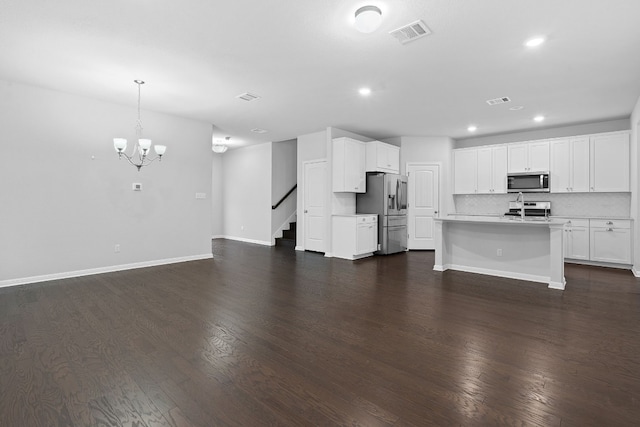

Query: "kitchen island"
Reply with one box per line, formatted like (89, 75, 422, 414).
(434, 215, 567, 290)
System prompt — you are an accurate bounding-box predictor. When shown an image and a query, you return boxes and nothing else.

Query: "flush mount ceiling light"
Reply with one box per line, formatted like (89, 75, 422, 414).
(534, 115, 545, 122)
(525, 37, 545, 47)
(113, 80, 166, 171)
(467, 125, 478, 132)
(354, 5, 382, 33)
(359, 87, 372, 96)
(212, 135, 230, 153)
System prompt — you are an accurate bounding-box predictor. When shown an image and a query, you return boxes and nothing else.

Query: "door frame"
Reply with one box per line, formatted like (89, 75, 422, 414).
(406, 162, 442, 250)
(299, 159, 327, 253)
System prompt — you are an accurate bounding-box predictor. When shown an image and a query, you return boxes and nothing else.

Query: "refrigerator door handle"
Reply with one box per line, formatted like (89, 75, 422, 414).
(396, 179, 400, 211)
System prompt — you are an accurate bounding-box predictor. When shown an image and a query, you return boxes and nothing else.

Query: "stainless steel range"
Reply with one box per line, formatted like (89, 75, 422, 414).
(504, 201, 551, 219)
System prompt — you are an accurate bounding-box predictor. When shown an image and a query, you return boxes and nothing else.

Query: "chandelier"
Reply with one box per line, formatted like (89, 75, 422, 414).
(113, 80, 166, 171)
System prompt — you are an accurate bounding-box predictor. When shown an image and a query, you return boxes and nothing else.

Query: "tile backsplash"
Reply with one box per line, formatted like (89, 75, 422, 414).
(453, 193, 631, 218)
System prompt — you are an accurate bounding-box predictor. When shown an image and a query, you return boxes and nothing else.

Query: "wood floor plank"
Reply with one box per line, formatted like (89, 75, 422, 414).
(1, 239, 640, 426)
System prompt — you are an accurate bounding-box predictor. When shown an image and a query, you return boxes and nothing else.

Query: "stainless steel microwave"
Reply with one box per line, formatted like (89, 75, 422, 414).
(507, 172, 550, 193)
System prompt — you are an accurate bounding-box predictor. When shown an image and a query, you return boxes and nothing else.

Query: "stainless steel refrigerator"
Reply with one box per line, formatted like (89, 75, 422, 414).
(356, 172, 408, 255)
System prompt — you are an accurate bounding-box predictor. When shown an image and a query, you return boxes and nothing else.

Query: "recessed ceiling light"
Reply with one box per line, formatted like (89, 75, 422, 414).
(534, 115, 545, 122)
(467, 125, 477, 132)
(354, 5, 382, 33)
(359, 87, 372, 96)
(525, 37, 545, 47)
(509, 106, 524, 111)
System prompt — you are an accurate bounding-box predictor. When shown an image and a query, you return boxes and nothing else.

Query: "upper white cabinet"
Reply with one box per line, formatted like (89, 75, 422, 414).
(454, 146, 506, 194)
(550, 137, 590, 193)
(366, 141, 400, 174)
(590, 132, 629, 192)
(333, 137, 366, 193)
(477, 145, 507, 194)
(453, 148, 478, 194)
(508, 140, 550, 173)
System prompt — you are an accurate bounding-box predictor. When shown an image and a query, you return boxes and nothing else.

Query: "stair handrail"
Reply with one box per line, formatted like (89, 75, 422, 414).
(271, 184, 297, 210)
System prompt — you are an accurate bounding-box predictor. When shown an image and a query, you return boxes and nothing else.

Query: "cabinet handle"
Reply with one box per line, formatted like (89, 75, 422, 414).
(591, 187, 594, 190)
(304, 210, 308, 213)
(607, 228, 613, 232)
(606, 221, 613, 225)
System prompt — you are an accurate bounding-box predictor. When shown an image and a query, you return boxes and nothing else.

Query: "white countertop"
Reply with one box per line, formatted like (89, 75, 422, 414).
(436, 215, 567, 227)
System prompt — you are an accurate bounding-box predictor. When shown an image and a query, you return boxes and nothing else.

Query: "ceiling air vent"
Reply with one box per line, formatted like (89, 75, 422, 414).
(251, 128, 268, 134)
(389, 20, 431, 44)
(236, 92, 260, 102)
(486, 96, 512, 106)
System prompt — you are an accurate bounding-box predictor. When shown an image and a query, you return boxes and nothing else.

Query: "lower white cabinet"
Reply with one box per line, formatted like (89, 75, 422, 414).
(332, 215, 378, 260)
(590, 219, 631, 264)
(562, 219, 590, 260)
(558, 218, 632, 265)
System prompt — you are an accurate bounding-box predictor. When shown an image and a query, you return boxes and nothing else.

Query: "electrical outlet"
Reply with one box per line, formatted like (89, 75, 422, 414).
(114, 244, 120, 253)
(132, 183, 142, 191)
(497, 249, 503, 257)
(195, 193, 206, 199)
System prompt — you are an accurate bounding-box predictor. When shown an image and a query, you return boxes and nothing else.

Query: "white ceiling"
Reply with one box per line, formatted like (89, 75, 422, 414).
(2, 0, 640, 148)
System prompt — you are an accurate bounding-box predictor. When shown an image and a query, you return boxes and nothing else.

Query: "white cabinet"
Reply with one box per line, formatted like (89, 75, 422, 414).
(508, 140, 550, 173)
(333, 137, 366, 193)
(477, 145, 507, 194)
(590, 133, 629, 192)
(550, 137, 590, 193)
(561, 219, 590, 260)
(332, 215, 378, 260)
(366, 141, 400, 174)
(558, 217, 632, 265)
(453, 148, 478, 194)
(590, 219, 631, 264)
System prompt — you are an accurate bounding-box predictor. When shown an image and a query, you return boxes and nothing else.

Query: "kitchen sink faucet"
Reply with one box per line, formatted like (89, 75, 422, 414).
(514, 192, 525, 219)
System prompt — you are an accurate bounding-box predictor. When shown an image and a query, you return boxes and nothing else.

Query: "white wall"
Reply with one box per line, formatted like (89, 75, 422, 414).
(271, 139, 297, 238)
(455, 118, 629, 148)
(211, 154, 224, 237)
(400, 136, 455, 215)
(630, 96, 640, 274)
(0, 80, 213, 286)
(221, 142, 272, 245)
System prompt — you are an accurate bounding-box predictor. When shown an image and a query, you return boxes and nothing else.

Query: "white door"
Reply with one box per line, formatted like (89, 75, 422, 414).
(407, 164, 439, 250)
(303, 161, 326, 253)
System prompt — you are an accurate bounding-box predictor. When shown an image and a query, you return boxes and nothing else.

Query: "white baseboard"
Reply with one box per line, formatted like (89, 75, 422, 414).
(295, 246, 304, 251)
(548, 279, 566, 290)
(221, 235, 273, 246)
(212, 235, 225, 239)
(439, 263, 549, 285)
(0, 253, 214, 289)
(632, 266, 640, 278)
(565, 259, 633, 271)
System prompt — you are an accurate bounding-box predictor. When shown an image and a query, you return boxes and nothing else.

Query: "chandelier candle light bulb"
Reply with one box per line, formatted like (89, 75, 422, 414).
(113, 80, 167, 171)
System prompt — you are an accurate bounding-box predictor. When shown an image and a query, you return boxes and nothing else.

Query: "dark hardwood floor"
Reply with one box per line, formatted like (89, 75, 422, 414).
(1, 239, 640, 426)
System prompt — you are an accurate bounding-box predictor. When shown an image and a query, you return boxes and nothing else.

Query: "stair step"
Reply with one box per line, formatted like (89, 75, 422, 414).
(275, 237, 296, 248)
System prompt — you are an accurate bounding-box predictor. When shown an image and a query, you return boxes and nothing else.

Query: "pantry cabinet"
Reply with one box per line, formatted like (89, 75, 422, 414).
(366, 141, 400, 174)
(332, 215, 378, 260)
(508, 140, 550, 173)
(332, 137, 366, 193)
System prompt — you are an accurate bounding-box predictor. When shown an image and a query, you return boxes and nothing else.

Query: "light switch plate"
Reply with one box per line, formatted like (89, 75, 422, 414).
(132, 183, 142, 191)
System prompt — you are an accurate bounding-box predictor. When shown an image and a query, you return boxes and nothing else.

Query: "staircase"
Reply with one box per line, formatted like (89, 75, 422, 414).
(275, 221, 296, 248)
